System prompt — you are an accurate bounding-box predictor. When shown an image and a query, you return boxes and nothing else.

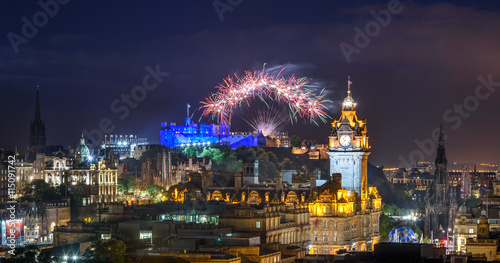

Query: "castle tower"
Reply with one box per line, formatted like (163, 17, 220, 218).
(29, 86, 46, 149)
(327, 77, 370, 199)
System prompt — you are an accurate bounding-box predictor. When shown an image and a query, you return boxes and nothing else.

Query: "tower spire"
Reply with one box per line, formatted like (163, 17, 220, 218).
(438, 124, 445, 145)
(29, 85, 46, 149)
(347, 76, 352, 95)
(35, 85, 41, 121)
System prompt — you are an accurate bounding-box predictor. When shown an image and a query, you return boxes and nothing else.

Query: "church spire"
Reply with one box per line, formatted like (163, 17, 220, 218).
(35, 85, 41, 121)
(435, 124, 447, 183)
(438, 124, 445, 146)
(29, 86, 46, 149)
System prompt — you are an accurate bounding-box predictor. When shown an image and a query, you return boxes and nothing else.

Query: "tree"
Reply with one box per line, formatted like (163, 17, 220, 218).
(256, 152, 278, 181)
(466, 197, 480, 208)
(200, 147, 241, 172)
(117, 173, 137, 194)
(182, 146, 199, 158)
(21, 179, 63, 201)
(235, 145, 256, 160)
(3, 244, 52, 263)
(82, 239, 132, 263)
(146, 185, 165, 199)
(382, 203, 403, 216)
(281, 158, 294, 170)
(200, 147, 224, 166)
(290, 135, 301, 147)
(379, 213, 395, 242)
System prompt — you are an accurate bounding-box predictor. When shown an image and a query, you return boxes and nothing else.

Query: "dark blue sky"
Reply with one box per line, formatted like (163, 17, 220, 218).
(1, 0, 500, 166)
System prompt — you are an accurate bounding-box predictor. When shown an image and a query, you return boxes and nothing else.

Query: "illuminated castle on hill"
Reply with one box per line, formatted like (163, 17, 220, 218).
(160, 105, 265, 149)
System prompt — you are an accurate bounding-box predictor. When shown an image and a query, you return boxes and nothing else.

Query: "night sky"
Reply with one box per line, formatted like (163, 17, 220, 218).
(1, 0, 500, 166)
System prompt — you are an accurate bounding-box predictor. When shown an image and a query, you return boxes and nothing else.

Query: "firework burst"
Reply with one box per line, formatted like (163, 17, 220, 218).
(200, 66, 331, 125)
(243, 106, 289, 136)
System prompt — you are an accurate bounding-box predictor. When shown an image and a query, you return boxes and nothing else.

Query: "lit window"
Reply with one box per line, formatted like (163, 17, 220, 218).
(256, 221, 261, 228)
(469, 229, 474, 234)
(140, 230, 152, 239)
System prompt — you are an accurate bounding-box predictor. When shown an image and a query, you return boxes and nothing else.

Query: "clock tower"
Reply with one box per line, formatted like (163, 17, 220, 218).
(477, 210, 490, 239)
(328, 77, 370, 198)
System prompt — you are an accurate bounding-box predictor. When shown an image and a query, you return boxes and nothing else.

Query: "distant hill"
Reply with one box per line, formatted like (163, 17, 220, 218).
(367, 163, 401, 206)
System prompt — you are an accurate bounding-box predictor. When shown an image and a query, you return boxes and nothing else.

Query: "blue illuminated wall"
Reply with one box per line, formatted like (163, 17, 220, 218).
(160, 118, 264, 149)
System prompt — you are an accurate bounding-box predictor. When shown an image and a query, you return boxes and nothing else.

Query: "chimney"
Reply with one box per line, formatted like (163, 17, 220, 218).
(332, 173, 342, 188)
(276, 173, 283, 193)
(309, 172, 316, 192)
(235, 172, 242, 191)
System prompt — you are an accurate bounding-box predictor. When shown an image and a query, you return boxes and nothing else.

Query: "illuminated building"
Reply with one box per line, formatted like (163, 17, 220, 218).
(43, 137, 118, 205)
(466, 211, 499, 261)
(101, 134, 149, 159)
(454, 181, 500, 254)
(24, 199, 71, 243)
(169, 162, 312, 246)
(160, 116, 265, 149)
(265, 131, 290, 147)
(309, 78, 382, 254)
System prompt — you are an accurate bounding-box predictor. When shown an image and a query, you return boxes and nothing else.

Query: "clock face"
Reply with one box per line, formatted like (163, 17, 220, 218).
(480, 227, 487, 234)
(339, 135, 351, 146)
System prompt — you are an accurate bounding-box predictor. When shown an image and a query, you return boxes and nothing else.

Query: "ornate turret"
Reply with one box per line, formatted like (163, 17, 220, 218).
(342, 76, 356, 111)
(75, 135, 91, 165)
(329, 77, 369, 150)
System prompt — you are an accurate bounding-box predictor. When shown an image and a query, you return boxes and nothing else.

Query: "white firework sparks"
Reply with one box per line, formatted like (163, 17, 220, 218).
(243, 106, 289, 136)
